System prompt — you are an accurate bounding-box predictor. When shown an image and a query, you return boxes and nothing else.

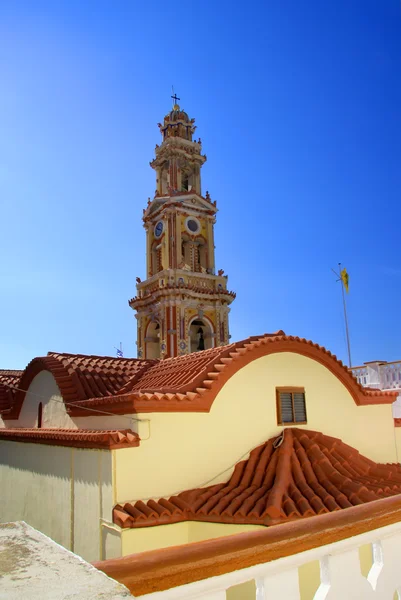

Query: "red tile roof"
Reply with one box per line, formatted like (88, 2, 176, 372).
(2, 333, 397, 420)
(113, 428, 401, 529)
(70, 333, 397, 416)
(0, 428, 140, 449)
(130, 344, 240, 393)
(45, 352, 155, 399)
(0, 370, 23, 412)
(2, 353, 156, 419)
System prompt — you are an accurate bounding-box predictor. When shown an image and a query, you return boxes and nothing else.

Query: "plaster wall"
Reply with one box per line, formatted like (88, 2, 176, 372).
(6, 371, 75, 429)
(121, 521, 263, 556)
(122, 522, 189, 556)
(114, 352, 397, 503)
(73, 414, 139, 431)
(0, 440, 114, 562)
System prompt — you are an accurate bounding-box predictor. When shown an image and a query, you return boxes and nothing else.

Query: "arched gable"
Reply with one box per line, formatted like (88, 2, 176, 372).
(4, 355, 81, 420)
(4, 352, 155, 420)
(68, 334, 397, 416)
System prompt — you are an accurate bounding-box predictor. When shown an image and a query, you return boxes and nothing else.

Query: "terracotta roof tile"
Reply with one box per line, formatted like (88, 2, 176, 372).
(0, 370, 23, 412)
(113, 428, 401, 529)
(130, 345, 239, 393)
(0, 428, 140, 449)
(3, 332, 397, 420)
(70, 333, 397, 416)
(2, 353, 156, 419)
(46, 352, 155, 399)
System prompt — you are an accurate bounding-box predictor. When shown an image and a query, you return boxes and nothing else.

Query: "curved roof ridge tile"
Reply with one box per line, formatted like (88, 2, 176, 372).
(113, 428, 401, 529)
(4, 332, 397, 420)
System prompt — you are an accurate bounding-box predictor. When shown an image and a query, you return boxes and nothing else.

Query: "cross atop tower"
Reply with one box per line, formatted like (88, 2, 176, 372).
(171, 89, 180, 106)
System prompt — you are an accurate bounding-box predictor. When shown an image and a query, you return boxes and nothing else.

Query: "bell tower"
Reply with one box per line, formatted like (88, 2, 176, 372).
(129, 100, 235, 359)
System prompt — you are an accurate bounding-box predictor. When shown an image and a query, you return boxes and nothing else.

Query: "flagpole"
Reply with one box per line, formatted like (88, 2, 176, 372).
(338, 262, 352, 367)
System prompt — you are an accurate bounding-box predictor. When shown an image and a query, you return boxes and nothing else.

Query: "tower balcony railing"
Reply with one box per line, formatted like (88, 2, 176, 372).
(351, 361, 401, 391)
(95, 495, 401, 599)
(135, 269, 229, 299)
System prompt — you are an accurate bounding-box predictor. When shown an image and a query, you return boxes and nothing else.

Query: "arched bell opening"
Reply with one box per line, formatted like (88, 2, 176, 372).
(151, 242, 162, 275)
(194, 236, 207, 272)
(145, 321, 161, 359)
(181, 234, 192, 269)
(160, 163, 170, 194)
(189, 318, 215, 353)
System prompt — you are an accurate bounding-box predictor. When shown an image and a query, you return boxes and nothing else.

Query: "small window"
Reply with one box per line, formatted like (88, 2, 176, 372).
(186, 218, 200, 233)
(276, 388, 307, 425)
(37, 402, 43, 429)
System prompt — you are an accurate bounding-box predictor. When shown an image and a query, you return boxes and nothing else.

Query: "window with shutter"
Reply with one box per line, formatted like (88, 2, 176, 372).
(276, 388, 307, 425)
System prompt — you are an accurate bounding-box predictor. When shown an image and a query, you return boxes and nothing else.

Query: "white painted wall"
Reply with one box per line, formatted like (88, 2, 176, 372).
(7, 370, 74, 429)
(73, 414, 139, 431)
(0, 440, 115, 562)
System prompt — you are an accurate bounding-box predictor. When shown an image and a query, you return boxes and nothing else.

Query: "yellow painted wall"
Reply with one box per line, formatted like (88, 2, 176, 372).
(122, 522, 189, 555)
(115, 352, 397, 503)
(121, 520, 264, 556)
(0, 441, 114, 562)
(188, 522, 264, 543)
(226, 581, 256, 600)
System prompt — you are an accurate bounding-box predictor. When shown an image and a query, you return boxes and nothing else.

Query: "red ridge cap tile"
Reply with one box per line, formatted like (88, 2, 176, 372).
(70, 332, 397, 416)
(0, 427, 140, 449)
(113, 428, 401, 529)
(3, 332, 396, 420)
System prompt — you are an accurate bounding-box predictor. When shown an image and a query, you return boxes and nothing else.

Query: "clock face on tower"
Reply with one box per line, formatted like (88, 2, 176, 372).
(154, 221, 164, 238)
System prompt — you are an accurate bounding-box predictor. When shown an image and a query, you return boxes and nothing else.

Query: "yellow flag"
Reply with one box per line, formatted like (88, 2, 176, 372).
(340, 268, 349, 293)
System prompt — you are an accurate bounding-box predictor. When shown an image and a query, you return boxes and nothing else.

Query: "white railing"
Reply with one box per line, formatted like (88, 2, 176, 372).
(95, 496, 401, 600)
(136, 529, 401, 599)
(351, 361, 401, 391)
(381, 362, 401, 390)
(351, 365, 369, 387)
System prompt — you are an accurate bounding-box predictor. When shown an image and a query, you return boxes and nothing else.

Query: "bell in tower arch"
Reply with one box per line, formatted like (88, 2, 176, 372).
(197, 327, 205, 351)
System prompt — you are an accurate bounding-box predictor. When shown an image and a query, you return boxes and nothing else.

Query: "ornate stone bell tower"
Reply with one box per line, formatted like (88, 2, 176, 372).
(129, 99, 235, 359)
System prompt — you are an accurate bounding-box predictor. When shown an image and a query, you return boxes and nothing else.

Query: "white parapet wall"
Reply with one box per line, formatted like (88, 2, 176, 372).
(0, 440, 118, 562)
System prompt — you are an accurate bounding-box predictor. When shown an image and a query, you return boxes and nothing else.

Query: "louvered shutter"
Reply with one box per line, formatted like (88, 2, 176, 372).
(293, 392, 306, 422)
(279, 392, 294, 423)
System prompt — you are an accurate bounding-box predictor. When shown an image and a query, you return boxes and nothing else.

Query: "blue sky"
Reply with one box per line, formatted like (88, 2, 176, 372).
(1, 0, 400, 369)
